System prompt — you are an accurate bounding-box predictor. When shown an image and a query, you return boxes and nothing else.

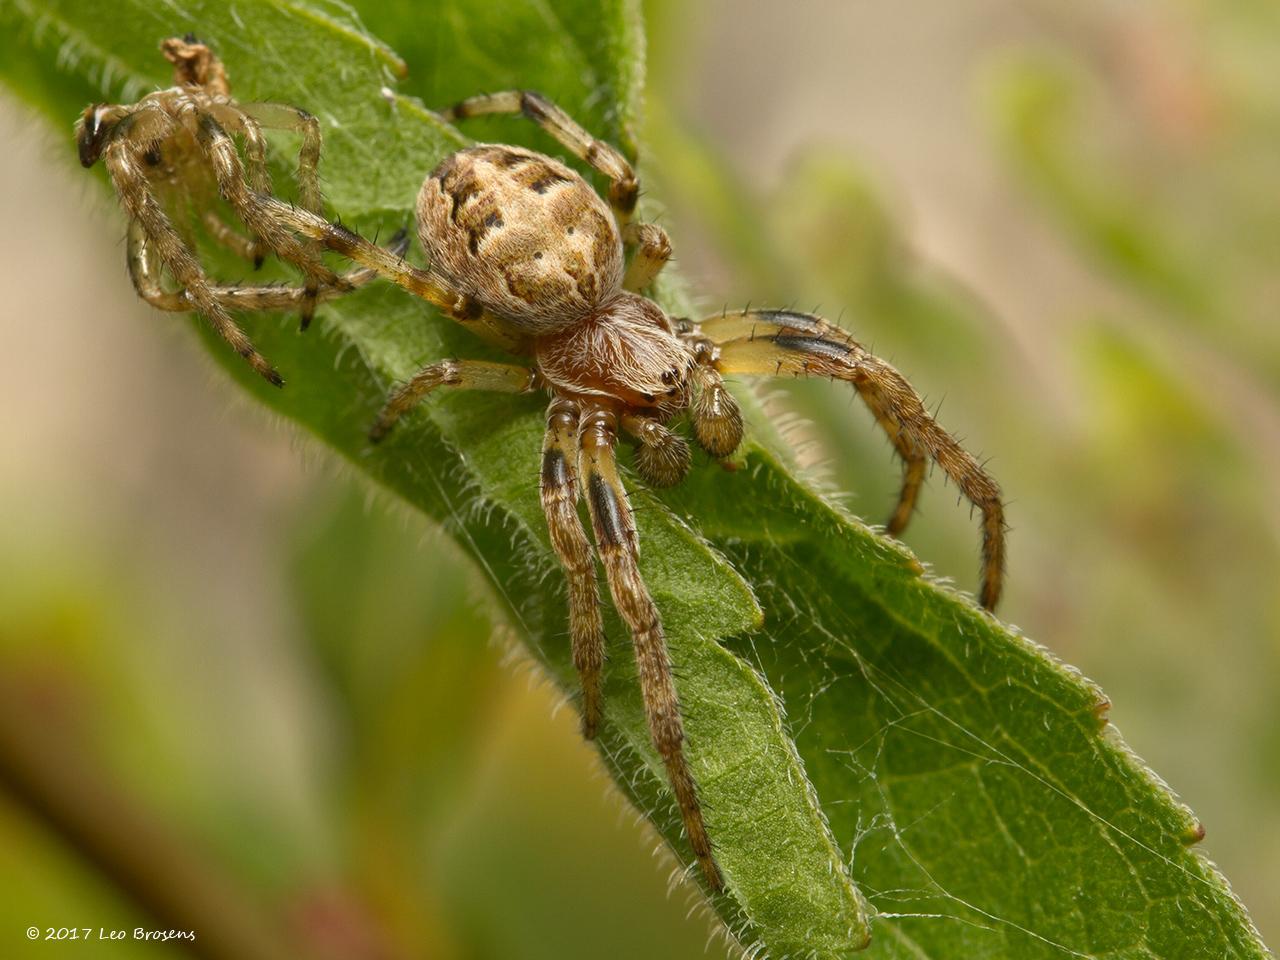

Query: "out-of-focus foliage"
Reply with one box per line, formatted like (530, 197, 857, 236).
(0, 0, 1277, 958)
(648, 0, 1280, 951)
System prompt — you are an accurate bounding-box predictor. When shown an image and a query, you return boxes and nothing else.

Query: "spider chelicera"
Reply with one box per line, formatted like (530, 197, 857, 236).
(78, 37, 1007, 890)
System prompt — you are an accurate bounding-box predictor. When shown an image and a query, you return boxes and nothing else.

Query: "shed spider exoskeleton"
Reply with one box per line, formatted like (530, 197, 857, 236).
(76, 35, 406, 386)
(81, 43, 1006, 891)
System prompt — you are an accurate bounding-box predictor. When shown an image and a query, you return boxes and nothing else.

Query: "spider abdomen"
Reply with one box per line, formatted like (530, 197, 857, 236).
(416, 145, 624, 333)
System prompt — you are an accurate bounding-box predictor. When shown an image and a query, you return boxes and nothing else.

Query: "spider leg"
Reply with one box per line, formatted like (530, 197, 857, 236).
(696, 308, 923, 532)
(103, 139, 282, 385)
(696, 307, 855, 345)
(444, 91, 640, 226)
(869, 401, 928, 538)
(622, 222, 672, 293)
(577, 406, 722, 890)
(715, 331, 1006, 610)
(209, 102, 328, 284)
(200, 210, 258, 262)
(235, 103, 323, 216)
(541, 399, 606, 737)
(367, 359, 536, 443)
(128, 219, 406, 313)
(191, 112, 343, 330)
(204, 104, 273, 268)
(258, 198, 529, 353)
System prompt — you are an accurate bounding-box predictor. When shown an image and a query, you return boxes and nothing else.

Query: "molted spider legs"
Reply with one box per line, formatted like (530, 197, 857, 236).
(127, 221, 406, 313)
(200, 210, 258, 262)
(263, 200, 452, 304)
(104, 142, 282, 385)
(716, 333, 1006, 610)
(622, 222, 673, 293)
(161, 35, 229, 95)
(237, 103, 323, 216)
(208, 101, 325, 284)
(192, 114, 343, 330)
(541, 401, 606, 737)
(367, 360, 536, 443)
(204, 105, 271, 268)
(578, 407, 722, 890)
(261, 200, 528, 353)
(444, 91, 640, 225)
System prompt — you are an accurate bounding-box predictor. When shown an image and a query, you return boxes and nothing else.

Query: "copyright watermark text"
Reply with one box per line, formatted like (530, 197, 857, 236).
(25, 927, 195, 944)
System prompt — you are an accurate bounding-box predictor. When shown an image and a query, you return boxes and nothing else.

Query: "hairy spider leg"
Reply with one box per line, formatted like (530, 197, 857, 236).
(237, 101, 327, 326)
(577, 405, 723, 891)
(236, 103, 324, 215)
(367, 359, 536, 443)
(204, 103, 273, 270)
(715, 330, 1006, 610)
(445, 91, 675, 293)
(258, 198, 528, 354)
(445, 90, 640, 223)
(102, 119, 283, 385)
(698, 308, 926, 534)
(697, 306, 857, 346)
(541, 400, 607, 738)
(128, 220, 406, 313)
(862, 388, 929, 537)
(190, 112, 347, 330)
(157, 39, 282, 284)
(199, 209, 258, 261)
(621, 222, 673, 294)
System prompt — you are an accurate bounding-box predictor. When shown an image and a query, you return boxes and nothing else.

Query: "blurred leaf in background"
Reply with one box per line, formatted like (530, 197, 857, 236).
(649, 0, 1280, 949)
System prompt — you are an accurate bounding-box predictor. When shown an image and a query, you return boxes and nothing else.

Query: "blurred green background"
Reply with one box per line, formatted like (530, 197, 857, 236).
(1, 0, 1277, 957)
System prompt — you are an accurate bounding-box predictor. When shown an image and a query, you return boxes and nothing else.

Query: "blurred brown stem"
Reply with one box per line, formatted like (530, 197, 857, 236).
(0, 673, 303, 960)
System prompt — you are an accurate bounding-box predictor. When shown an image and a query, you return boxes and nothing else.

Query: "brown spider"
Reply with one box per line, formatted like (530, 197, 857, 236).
(79, 41, 1006, 892)
(75, 35, 404, 386)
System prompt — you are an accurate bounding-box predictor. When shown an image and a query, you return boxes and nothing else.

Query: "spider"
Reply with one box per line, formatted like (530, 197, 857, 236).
(79, 40, 1006, 892)
(75, 35, 405, 386)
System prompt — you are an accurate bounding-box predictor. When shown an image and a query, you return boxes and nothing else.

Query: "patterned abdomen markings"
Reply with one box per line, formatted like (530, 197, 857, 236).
(416, 146, 624, 333)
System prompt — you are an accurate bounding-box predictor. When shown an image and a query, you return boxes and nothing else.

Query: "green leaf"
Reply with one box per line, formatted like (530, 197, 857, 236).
(1, 1, 1270, 958)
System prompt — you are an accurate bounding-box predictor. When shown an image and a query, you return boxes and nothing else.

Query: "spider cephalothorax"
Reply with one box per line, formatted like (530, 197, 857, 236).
(83, 45, 1007, 892)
